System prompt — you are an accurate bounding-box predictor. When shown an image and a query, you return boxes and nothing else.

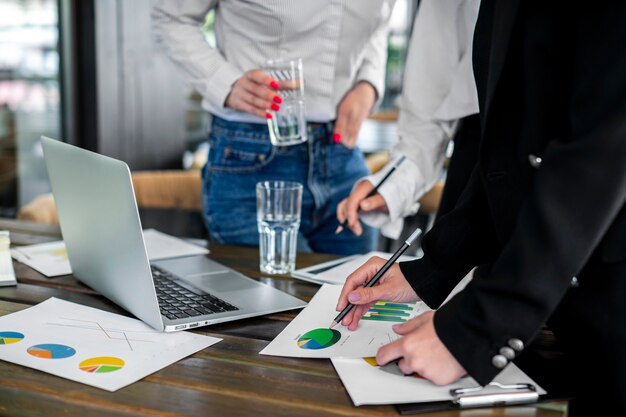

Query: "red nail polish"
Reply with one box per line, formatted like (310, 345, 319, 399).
(270, 80, 279, 90)
(333, 133, 342, 144)
(273, 95, 283, 104)
(271, 103, 280, 111)
(265, 112, 273, 119)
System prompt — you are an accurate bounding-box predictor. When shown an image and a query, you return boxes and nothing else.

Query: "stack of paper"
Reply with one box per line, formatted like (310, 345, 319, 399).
(262, 278, 545, 407)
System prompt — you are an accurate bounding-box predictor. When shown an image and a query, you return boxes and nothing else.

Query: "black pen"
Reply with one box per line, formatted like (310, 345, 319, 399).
(335, 155, 407, 235)
(330, 226, 422, 329)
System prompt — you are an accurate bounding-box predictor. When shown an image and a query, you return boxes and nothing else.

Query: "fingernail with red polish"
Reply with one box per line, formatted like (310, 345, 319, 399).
(271, 103, 280, 111)
(333, 133, 342, 144)
(270, 80, 279, 90)
(273, 95, 282, 104)
(265, 112, 273, 119)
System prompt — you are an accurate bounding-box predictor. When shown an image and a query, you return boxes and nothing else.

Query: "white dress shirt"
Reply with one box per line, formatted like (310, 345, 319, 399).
(152, 0, 394, 123)
(360, 0, 481, 238)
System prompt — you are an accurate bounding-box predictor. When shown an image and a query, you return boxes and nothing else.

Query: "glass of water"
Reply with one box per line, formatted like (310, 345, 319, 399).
(263, 58, 307, 146)
(256, 181, 303, 274)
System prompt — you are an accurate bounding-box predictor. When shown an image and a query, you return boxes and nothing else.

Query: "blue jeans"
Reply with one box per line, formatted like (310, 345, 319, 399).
(202, 116, 377, 256)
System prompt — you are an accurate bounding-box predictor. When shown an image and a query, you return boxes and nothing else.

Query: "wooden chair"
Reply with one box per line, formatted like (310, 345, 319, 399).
(17, 170, 203, 224)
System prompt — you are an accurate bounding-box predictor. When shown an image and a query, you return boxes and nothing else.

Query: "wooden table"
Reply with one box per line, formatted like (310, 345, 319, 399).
(0, 219, 566, 416)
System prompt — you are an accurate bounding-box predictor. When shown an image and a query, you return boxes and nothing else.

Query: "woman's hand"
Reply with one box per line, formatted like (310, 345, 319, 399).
(225, 69, 282, 118)
(376, 311, 467, 386)
(335, 256, 418, 330)
(333, 81, 377, 148)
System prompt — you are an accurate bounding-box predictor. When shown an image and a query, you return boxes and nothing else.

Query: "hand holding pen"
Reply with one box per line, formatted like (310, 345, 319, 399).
(331, 227, 422, 330)
(335, 156, 407, 235)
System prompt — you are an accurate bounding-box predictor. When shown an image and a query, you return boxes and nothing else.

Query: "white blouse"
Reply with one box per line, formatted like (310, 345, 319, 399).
(152, 0, 395, 123)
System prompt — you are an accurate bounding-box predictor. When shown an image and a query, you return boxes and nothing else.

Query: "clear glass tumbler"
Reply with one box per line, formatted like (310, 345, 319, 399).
(262, 58, 307, 146)
(256, 181, 303, 274)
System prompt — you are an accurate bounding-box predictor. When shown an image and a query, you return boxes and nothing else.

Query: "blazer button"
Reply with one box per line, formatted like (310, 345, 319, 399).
(499, 346, 516, 360)
(508, 338, 524, 352)
(528, 154, 542, 168)
(570, 276, 579, 287)
(492, 354, 508, 369)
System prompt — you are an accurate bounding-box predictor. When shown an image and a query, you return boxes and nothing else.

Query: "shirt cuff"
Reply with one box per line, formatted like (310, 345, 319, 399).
(356, 68, 385, 108)
(205, 63, 244, 112)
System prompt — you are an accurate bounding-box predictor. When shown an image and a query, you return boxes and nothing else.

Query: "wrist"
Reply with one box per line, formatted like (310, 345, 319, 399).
(356, 80, 378, 102)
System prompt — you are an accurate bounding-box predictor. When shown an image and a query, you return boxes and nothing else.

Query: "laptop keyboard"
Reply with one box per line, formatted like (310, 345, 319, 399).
(151, 265, 239, 321)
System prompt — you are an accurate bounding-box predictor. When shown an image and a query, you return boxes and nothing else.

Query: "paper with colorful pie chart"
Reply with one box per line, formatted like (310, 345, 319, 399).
(260, 284, 430, 358)
(0, 298, 220, 391)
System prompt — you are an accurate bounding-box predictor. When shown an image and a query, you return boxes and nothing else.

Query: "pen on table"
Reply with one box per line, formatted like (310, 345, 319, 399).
(335, 155, 407, 235)
(329, 226, 422, 329)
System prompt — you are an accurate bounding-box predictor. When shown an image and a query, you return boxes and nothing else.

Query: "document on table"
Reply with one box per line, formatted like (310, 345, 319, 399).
(0, 298, 220, 391)
(291, 251, 418, 285)
(260, 284, 430, 358)
(331, 357, 546, 406)
(11, 229, 209, 277)
(0, 231, 16, 286)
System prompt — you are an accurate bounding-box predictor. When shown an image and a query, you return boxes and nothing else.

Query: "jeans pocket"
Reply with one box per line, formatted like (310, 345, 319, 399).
(207, 130, 276, 174)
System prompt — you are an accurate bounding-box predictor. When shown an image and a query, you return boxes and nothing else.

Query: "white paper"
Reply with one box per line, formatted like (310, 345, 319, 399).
(142, 229, 209, 260)
(11, 229, 209, 277)
(0, 298, 220, 391)
(11, 241, 71, 277)
(260, 284, 430, 358)
(331, 358, 546, 406)
(291, 251, 417, 285)
(0, 231, 16, 286)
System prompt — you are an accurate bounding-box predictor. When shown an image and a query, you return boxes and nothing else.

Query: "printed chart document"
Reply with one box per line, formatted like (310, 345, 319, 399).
(11, 229, 209, 277)
(0, 298, 220, 391)
(260, 284, 430, 358)
(291, 251, 417, 285)
(331, 358, 546, 406)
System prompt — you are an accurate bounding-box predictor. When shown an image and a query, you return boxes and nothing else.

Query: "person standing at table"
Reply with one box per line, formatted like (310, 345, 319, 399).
(152, 1, 396, 255)
(336, 0, 626, 414)
(336, 0, 481, 238)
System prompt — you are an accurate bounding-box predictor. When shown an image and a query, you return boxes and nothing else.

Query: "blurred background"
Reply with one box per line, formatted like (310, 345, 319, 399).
(0, 0, 419, 238)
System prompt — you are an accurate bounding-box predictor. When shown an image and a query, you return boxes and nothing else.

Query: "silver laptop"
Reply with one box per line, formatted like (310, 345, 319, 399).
(41, 136, 307, 332)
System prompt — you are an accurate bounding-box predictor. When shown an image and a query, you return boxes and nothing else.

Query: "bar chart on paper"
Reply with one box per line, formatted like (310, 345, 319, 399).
(362, 301, 417, 323)
(260, 284, 431, 359)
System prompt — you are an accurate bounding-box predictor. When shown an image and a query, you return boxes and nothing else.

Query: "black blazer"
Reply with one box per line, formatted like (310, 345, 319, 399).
(400, 0, 626, 385)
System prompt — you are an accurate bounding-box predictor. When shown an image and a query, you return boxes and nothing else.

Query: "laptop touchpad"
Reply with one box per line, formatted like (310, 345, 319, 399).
(183, 272, 258, 293)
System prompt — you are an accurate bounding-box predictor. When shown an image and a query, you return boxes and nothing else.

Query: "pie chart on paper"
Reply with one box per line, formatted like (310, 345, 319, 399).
(27, 344, 76, 359)
(297, 328, 341, 350)
(79, 356, 125, 374)
(0, 331, 24, 345)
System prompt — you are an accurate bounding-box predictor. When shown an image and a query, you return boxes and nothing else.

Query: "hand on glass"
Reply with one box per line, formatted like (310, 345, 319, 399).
(335, 256, 418, 331)
(333, 81, 377, 148)
(377, 311, 467, 386)
(225, 69, 282, 118)
(336, 180, 389, 236)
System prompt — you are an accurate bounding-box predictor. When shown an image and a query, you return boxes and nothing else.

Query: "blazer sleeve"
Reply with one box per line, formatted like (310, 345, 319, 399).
(399, 164, 500, 307)
(433, 3, 626, 385)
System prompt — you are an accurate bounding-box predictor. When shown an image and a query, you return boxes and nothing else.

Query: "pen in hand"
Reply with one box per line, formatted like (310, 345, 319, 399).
(330, 226, 422, 329)
(335, 155, 407, 235)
